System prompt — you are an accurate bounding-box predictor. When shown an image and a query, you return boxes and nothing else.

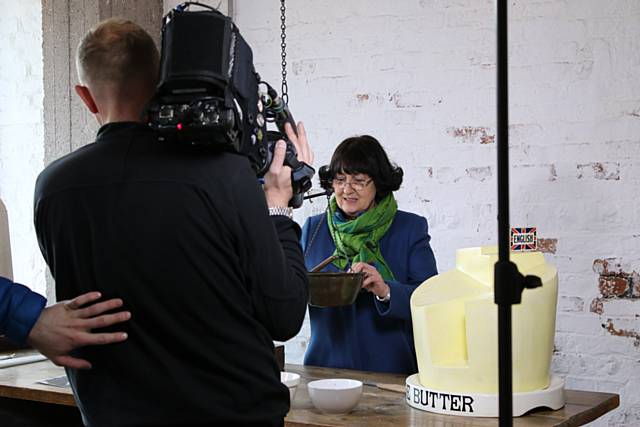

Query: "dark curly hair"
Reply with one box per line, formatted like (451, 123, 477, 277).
(321, 135, 403, 202)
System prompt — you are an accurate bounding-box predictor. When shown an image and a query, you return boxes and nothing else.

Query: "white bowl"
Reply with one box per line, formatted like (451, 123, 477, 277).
(280, 371, 301, 402)
(307, 378, 363, 414)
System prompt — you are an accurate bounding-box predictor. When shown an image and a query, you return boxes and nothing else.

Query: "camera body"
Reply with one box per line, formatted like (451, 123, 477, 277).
(147, 5, 314, 207)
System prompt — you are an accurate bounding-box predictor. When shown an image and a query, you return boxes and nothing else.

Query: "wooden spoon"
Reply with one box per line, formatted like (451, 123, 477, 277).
(362, 381, 406, 394)
(310, 254, 339, 273)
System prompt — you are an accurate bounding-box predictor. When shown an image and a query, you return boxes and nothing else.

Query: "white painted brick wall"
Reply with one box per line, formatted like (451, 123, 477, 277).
(0, 1, 46, 296)
(1, 1, 637, 424)
(235, 1, 640, 425)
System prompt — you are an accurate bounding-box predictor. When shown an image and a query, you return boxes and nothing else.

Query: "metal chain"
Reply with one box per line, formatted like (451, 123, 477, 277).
(280, 0, 289, 104)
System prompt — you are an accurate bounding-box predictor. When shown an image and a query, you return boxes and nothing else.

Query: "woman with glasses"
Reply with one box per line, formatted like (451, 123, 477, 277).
(301, 135, 438, 374)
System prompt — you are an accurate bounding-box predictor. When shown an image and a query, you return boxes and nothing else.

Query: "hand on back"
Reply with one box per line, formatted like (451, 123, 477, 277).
(28, 292, 131, 369)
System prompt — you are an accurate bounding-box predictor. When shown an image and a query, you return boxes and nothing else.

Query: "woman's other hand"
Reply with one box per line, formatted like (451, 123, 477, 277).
(351, 262, 390, 300)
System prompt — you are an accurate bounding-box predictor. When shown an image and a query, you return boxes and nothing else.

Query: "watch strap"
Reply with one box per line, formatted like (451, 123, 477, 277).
(268, 206, 293, 219)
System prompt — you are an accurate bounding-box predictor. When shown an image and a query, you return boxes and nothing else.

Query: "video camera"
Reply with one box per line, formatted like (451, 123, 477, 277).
(146, 2, 314, 208)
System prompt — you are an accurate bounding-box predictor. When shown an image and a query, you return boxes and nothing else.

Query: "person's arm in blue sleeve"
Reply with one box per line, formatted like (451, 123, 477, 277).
(1, 275, 133, 369)
(0, 275, 46, 344)
(374, 216, 437, 320)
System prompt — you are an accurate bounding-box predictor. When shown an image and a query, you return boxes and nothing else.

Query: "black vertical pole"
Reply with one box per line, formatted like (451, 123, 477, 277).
(496, 0, 513, 425)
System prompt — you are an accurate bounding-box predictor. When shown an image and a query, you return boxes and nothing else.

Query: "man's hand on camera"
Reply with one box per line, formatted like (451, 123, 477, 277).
(264, 140, 292, 207)
(27, 292, 131, 370)
(285, 121, 314, 167)
(263, 121, 314, 208)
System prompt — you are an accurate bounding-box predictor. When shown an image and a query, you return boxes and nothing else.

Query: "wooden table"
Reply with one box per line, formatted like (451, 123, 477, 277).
(0, 359, 619, 426)
(284, 365, 619, 426)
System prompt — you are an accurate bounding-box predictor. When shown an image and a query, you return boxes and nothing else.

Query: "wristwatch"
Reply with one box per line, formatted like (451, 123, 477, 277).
(375, 289, 391, 303)
(268, 206, 293, 219)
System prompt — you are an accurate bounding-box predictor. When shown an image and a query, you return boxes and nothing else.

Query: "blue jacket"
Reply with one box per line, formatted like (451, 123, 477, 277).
(301, 210, 437, 374)
(0, 276, 46, 344)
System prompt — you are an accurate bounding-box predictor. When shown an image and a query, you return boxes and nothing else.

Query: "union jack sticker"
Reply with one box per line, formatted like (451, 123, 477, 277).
(511, 227, 537, 251)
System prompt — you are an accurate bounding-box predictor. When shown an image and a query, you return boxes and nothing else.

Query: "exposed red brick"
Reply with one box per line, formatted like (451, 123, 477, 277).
(600, 163, 621, 179)
(590, 297, 603, 314)
(538, 238, 557, 254)
(577, 162, 620, 180)
(598, 276, 630, 298)
(593, 259, 639, 300)
(602, 319, 640, 347)
(448, 126, 495, 144)
(356, 94, 370, 102)
(480, 134, 495, 144)
(593, 259, 610, 275)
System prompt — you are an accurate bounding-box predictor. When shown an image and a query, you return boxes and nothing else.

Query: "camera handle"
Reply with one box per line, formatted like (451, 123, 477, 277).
(286, 149, 315, 208)
(266, 131, 314, 208)
(273, 106, 313, 208)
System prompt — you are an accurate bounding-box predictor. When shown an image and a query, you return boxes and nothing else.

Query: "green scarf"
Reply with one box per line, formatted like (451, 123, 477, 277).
(327, 193, 397, 280)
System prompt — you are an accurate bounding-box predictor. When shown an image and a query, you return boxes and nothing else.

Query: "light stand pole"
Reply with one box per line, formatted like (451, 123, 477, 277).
(494, 1, 542, 425)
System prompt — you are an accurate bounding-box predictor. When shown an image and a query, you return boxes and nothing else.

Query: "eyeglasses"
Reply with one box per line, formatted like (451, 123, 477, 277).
(330, 177, 373, 191)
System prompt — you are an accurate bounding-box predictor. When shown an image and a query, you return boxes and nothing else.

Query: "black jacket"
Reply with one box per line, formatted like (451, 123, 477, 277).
(34, 122, 308, 427)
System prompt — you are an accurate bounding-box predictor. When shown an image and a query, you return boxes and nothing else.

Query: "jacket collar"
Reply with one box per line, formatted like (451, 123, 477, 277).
(96, 122, 151, 140)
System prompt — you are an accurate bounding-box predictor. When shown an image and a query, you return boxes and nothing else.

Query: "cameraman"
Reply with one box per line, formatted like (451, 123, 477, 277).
(34, 18, 311, 427)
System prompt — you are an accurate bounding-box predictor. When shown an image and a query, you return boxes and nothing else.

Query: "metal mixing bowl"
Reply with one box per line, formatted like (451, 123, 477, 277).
(308, 272, 364, 307)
